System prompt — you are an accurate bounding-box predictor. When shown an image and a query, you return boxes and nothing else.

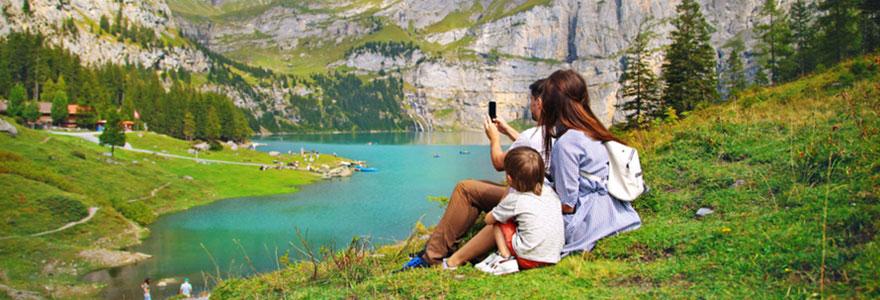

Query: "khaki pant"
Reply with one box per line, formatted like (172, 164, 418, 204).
(423, 179, 509, 265)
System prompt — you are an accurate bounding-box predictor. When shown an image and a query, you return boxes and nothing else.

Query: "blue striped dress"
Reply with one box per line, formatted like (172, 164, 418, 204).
(548, 128, 642, 255)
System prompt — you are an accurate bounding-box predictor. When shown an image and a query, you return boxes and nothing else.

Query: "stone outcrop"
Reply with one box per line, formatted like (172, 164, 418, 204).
(0, 0, 211, 73)
(169, 0, 785, 130)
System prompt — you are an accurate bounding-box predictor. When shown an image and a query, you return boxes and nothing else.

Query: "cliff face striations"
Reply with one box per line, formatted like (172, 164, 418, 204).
(3, 0, 787, 131)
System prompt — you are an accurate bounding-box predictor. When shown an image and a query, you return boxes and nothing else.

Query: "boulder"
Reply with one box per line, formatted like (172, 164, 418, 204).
(230, 144, 238, 151)
(187, 148, 197, 154)
(192, 143, 210, 151)
(0, 119, 17, 137)
(182, 175, 194, 181)
(269, 151, 280, 156)
(695, 208, 715, 217)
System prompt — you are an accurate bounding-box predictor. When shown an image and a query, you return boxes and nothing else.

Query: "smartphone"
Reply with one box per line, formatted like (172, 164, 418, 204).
(488, 101, 496, 120)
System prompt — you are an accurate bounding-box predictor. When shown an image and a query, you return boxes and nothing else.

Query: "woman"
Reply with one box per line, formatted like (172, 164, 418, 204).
(539, 69, 641, 255)
(141, 277, 151, 300)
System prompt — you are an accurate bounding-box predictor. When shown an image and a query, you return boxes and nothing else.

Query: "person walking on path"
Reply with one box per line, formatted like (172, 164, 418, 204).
(400, 79, 549, 269)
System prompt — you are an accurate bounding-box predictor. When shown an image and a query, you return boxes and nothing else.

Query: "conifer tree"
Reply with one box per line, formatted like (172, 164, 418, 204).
(99, 15, 110, 33)
(660, 0, 719, 114)
(51, 91, 69, 126)
(40, 78, 56, 102)
(100, 110, 125, 156)
(618, 23, 660, 126)
(183, 111, 195, 141)
(22, 0, 30, 16)
(724, 41, 748, 98)
(817, 0, 861, 64)
(754, 0, 795, 84)
(790, 0, 817, 77)
(8, 83, 26, 118)
(754, 67, 770, 87)
(204, 107, 221, 141)
(23, 99, 40, 127)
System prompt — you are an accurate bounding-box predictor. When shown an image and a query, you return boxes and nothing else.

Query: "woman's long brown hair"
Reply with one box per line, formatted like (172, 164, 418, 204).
(539, 69, 623, 160)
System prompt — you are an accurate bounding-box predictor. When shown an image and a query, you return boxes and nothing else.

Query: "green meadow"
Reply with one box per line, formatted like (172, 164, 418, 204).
(0, 122, 347, 298)
(210, 57, 880, 299)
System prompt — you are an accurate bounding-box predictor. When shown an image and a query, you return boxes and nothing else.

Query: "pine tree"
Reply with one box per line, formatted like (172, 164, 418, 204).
(99, 15, 110, 33)
(112, 7, 123, 35)
(754, 67, 770, 87)
(753, 0, 795, 84)
(618, 22, 660, 126)
(183, 111, 195, 141)
(790, 0, 817, 77)
(859, 0, 880, 53)
(23, 100, 40, 127)
(204, 107, 221, 141)
(51, 91, 69, 126)
(22, 0, 30, 16)
(724, 41, 748, 98)
(99, 110, 125, 156)
(660, 0, 719, 114)
(8, 83, 26, 118)
(40, 78, 56, 102)
(817, 0, 861, 65)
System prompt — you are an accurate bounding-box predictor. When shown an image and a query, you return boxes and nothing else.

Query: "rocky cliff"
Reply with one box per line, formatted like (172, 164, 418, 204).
(169, 0, 791, 131)
(0, 0, 211, 73)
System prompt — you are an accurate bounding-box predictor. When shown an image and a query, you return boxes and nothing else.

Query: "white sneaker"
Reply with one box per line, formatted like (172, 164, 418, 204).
(442, 258, 457, 270)
(490, 258, 520, 275)
(474, 252, 502, 272)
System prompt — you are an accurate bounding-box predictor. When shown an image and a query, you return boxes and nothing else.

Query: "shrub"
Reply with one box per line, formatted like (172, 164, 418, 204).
(209, 140, 223, 151)
(849, 60, 868, 76)
(70, 151, 86, 160)
(38, 196, 88, 223)
(838, 72, 855, 87)
(113, 200, 156, 225)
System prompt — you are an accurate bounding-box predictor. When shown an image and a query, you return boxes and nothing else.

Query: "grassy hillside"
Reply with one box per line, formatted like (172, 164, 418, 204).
(210, 58, 879, 298)
(0, 125, 348, 298)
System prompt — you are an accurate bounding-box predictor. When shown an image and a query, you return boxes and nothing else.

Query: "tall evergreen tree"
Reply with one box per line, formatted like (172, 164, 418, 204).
(23, 99, 39, 127)
(22, 0, 30, 16)
(660, 0, 719, 114)
(790, 0, 817, 77)
(99, 15, 110, 33)
(754, 0, 795, 84)
(724, 40, 748, 98)
(40, 77, 56, 102)
(50, 91, 69, 126)
(204, 107, 221, 141)
(8, 83, 26, 118)
(817, 0, 861, 65)
(183, 111, 195, 141)
(99, 110, 125, 156)
(618, 22, 660, 126)
(859, 0, 880, 53)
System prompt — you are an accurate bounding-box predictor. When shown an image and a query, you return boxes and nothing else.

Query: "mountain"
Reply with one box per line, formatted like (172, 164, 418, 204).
(168, 0, 783, 130)
(2, 0, 786, 132)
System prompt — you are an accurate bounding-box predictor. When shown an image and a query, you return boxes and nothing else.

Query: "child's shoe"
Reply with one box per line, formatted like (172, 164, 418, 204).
(475, 252, 502, 272)
(490, 257, 520, 275)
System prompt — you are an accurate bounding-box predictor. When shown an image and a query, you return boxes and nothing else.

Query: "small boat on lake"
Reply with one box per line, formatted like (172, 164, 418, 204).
(353, 165, 379, 172)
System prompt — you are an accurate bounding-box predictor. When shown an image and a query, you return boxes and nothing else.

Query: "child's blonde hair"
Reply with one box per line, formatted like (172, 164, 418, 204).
(504, 147, 544, 195)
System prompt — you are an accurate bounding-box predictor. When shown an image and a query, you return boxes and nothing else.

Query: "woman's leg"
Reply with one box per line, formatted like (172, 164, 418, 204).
(422, 180, 508, 265)
(493, 225, 512, 258)
(444, 225, 497, 268)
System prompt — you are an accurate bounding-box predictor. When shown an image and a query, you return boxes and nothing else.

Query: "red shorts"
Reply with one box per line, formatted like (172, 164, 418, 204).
(498, 222, 553, 270)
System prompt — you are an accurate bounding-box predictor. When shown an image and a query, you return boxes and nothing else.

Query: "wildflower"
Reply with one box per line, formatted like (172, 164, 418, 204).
(721, 228, 731, 233)
(785, 268, 790, 272)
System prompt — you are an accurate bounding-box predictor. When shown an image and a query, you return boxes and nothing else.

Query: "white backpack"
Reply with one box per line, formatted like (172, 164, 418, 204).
(580, 141, 647, 201)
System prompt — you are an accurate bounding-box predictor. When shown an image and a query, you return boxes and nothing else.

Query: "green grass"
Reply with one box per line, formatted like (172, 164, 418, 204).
(0, 123, 352, 298)
(211, 57, 880, 298)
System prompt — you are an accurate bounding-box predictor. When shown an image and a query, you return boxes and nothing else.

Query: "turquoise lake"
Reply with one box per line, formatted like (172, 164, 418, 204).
(84, 132, 512, 299)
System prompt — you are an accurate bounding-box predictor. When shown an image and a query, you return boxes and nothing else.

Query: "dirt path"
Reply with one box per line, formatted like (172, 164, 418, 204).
(128, 182, 171, 202)
(31, 207, 100, 237)
(49, 131, 268, 166)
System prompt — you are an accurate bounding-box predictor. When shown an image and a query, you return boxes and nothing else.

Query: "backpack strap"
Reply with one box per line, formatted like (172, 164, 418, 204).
(579, 171, 607, 185)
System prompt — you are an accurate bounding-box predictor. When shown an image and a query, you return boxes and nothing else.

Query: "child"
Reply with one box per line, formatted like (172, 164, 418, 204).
(443, 147, 564, 275)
